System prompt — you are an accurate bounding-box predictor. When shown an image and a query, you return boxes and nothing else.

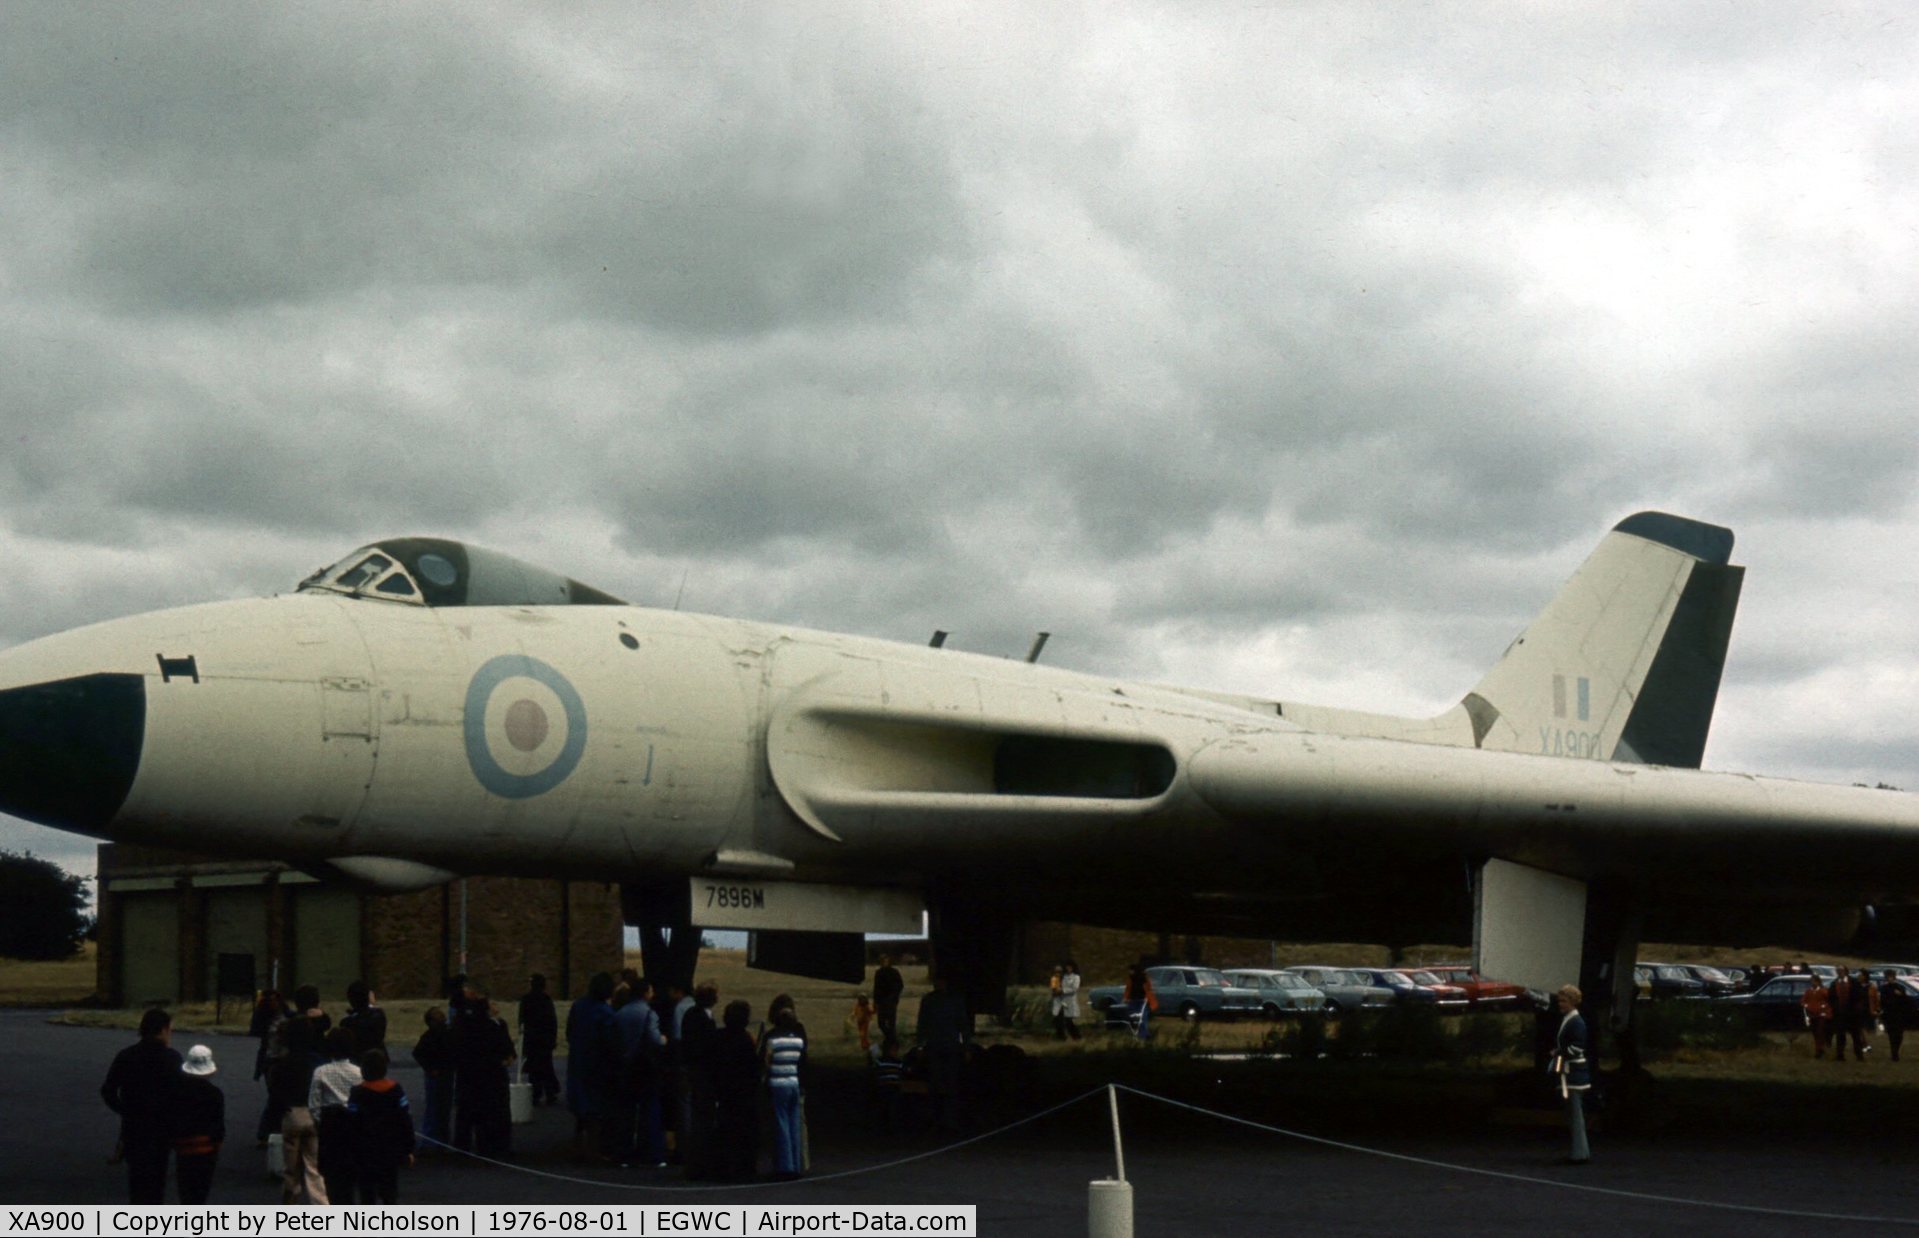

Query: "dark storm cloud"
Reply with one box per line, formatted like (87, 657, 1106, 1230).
(2, 5, 970, 334)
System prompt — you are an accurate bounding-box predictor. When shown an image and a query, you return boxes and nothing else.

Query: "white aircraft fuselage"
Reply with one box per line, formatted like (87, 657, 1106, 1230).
(4, 517, 1918, 987)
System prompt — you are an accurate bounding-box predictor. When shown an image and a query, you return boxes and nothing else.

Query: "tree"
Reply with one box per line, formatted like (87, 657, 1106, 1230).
(0, 852, 91, 960)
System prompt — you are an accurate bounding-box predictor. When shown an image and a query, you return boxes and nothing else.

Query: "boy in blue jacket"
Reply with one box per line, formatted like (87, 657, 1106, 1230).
(347, 1050, 415, 1204)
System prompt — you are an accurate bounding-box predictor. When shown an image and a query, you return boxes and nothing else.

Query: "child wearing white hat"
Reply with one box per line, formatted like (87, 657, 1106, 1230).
(174, 1046, 225, 1204)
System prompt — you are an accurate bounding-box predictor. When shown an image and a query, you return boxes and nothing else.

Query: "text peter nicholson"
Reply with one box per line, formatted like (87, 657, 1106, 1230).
(6, 1206, 978, 1238)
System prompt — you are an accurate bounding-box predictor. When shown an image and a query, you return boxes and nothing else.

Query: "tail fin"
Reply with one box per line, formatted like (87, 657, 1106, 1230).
(1463, 512, 1743, 767)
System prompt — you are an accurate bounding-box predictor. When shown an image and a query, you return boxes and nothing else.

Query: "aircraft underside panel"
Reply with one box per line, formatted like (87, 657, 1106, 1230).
(1475, 858, 1586, 994)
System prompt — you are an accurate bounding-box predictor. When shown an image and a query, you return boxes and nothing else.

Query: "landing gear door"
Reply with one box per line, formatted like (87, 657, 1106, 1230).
(1475, 858, 1586, 996)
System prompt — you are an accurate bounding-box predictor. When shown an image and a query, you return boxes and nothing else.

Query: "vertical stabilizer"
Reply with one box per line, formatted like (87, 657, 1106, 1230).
(1463, 512, 1743, 767)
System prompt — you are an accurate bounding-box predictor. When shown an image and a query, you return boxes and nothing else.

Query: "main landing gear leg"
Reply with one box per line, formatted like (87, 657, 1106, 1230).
(928, 895, 1016, 1026)
(1579, 880, 1646, 1121)
(623, 880, 701, 995)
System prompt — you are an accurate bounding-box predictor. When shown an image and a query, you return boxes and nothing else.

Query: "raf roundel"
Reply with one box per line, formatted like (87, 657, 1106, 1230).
(462, 654, 588, 798)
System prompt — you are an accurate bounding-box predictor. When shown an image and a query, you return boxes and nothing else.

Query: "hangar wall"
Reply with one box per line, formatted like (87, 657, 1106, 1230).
(95, 844, 624, 1007)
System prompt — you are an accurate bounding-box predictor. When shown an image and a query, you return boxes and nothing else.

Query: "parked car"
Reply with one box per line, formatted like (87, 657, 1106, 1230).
(1224, 969, 1328, 1019)
(1351, 968, 1446, 1006)
(1635, 964, 1707, 1000)
(1725, 973, 1816, 1029)
(1284, 966, 1395, 1016)
(1083, 966, 1256, 1023)
(1425, 965, 1528, 1010)
(1395, 970, 1471, 1010)
(1674, 964, 1740, 997)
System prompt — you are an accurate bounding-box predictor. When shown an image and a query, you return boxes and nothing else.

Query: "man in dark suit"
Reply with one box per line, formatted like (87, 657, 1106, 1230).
(517, 974, 560, 1106)
(100, 1008, 183, 1203)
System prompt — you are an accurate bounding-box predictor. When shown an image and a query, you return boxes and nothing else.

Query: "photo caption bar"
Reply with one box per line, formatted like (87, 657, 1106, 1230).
(4, 1207, 976, 1238)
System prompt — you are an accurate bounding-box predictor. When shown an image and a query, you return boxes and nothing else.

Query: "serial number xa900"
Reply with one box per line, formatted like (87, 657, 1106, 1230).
(703, 883, 766, 910)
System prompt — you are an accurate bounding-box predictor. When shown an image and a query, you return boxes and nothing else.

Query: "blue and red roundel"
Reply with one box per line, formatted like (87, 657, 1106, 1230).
(462, 654, 587, 798)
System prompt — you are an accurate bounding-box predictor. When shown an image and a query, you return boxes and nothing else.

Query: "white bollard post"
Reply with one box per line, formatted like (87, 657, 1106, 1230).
(1088, 1180, 1134, 1238)
(1089, 1085, 1134, 1238)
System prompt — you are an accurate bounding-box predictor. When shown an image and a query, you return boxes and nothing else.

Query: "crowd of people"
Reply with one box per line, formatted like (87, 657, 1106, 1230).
(1797, 968, 1917, 1060)
(99, 955, 986, 1204)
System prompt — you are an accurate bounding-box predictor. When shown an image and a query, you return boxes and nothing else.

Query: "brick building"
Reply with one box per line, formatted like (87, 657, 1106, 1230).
(95, 844, 623, 1007)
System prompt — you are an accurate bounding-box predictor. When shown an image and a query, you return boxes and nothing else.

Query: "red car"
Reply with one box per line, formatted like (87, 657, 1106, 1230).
(1389, 969, 1471, 1010)
(1425, 965, 1528, 1010)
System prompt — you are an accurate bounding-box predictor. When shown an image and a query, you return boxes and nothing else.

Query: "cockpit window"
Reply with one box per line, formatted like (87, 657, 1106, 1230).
(298, 537, 625, 609)
(333, 554, 392, 590)
(416, 553, 459, 588)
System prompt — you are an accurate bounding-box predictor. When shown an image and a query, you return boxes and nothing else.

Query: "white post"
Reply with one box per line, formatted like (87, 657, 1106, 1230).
(1088, 1085, 1134, 1238)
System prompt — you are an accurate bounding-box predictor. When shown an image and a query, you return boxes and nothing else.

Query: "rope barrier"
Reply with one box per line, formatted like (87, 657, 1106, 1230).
(412, 1085, 1110, 1193)
(407, 1078, 1919, 1223)
(1112, 1084, 1919, 1226)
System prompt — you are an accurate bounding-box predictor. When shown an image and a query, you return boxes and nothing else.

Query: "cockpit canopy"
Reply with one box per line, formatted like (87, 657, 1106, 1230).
(297, 538, 625, 608)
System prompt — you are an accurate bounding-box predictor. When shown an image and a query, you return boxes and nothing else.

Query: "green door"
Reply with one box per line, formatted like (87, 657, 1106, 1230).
(119, 894, 180, 1005)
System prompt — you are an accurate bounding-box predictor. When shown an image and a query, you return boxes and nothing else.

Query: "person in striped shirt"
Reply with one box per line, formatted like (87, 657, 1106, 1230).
(760, 1007, 808, 1179)
(869, 1036, 905, 1135)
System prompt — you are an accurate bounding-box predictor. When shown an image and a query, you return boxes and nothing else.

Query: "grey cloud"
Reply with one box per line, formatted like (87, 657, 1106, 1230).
(5, 6, 971, 333)
(1, 3, 1916, 815)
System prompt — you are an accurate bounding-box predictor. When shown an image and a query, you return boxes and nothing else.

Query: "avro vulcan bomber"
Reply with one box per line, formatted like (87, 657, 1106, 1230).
(4, 515, 1915, 1026)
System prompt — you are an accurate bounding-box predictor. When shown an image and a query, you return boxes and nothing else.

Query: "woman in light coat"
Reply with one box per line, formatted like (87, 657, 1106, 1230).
(1551, 984, 1591, 1164)
(1051, 963, 1082, 1041)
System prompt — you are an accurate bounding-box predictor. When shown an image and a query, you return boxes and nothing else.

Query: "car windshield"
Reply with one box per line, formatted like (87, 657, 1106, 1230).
(1194, 971, 1225, 986)
(1655, 967, 1689, 980)
(1410, 971, 1444, 984)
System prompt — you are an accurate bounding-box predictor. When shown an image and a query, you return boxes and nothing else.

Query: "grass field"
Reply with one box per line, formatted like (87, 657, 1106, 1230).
(0, 943, 97, 1006)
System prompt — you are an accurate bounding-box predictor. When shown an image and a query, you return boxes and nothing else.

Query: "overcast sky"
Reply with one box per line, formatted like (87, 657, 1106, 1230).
(3, 4, 1915, 881)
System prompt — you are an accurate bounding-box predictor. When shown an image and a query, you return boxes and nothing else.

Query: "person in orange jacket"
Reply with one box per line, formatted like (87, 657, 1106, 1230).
(1801, 975, 1833, 1058)
(846, 993, 874, 1053)
(1833, 970, 1878, 1060)
(1123, 964, 1158, 1041)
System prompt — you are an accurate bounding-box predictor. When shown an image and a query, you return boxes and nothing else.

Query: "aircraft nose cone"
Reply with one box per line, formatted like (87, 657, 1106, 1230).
(0, 674, 145, 836)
